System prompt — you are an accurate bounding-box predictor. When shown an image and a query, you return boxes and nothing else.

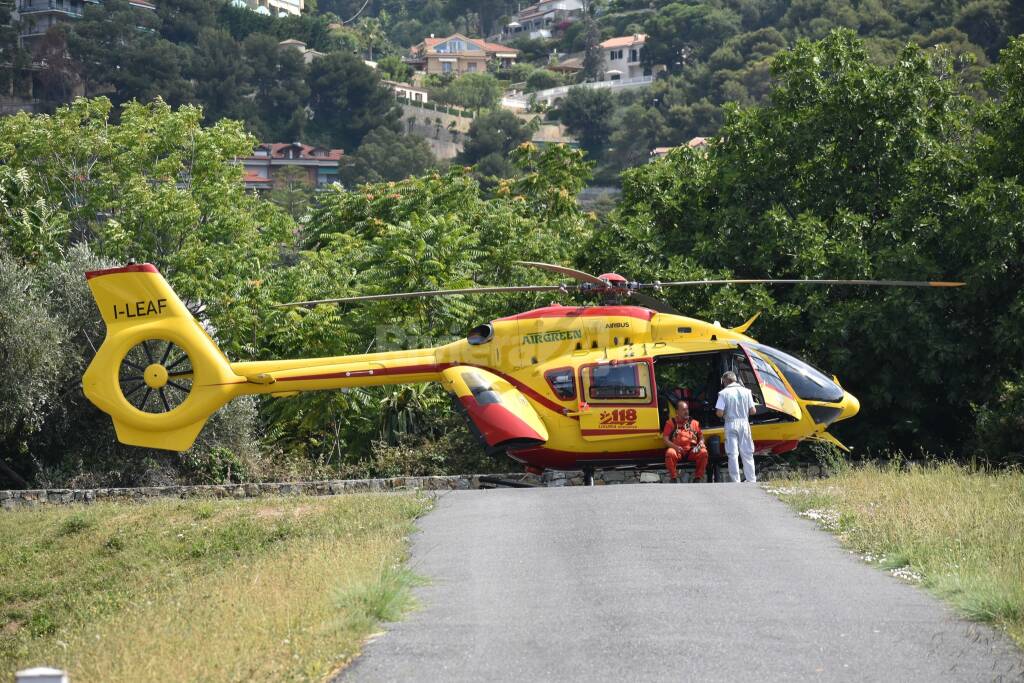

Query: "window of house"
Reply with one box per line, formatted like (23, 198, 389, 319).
(467, 62, 477, 72)
(437, 39, 476, 53)
(609, 49, 623, 60)
(629, 48, 640, 62)
(442, 61, 453, 73)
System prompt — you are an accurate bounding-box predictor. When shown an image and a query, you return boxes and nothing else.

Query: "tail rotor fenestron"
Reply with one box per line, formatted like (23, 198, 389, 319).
(117, 339, 194, 414)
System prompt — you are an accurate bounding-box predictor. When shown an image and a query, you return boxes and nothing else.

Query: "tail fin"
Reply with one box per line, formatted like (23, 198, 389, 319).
(82, 264, 241, 451)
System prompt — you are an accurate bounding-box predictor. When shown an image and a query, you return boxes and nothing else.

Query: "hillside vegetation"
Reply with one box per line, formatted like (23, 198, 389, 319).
(4, 0, 1023, 180)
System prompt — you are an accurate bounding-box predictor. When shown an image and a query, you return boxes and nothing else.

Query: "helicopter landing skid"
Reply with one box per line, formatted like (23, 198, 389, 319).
(582, 466, 595, 487)
(478, 475, 539, 489)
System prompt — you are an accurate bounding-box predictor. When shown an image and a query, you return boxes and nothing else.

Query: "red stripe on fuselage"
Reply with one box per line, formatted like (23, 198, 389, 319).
(270, 360, 575, 420)
(462, 363, 576, 419)
(276, 362, 457, 383)
(580, 428, 661, 436)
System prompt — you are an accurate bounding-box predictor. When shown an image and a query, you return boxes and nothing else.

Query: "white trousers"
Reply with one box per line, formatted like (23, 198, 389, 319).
(724, 419, 756, 482)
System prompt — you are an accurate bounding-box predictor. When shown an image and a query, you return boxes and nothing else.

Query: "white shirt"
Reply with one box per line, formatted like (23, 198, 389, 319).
(716, 383, 755, 423)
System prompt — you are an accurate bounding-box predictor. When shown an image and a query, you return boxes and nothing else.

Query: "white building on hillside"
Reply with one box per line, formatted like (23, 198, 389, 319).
(599, 34, 662, 81)
(504, 0, 585, 39)
(231, 0, 303, 16)
(385, 80, 429, 103)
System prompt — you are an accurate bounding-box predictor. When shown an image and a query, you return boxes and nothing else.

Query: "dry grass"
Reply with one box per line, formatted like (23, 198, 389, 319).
(769, 462, 1024, 646)
(1, 493, 431, 681)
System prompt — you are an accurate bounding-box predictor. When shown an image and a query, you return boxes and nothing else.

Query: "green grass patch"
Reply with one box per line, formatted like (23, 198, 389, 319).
(1, 493, 432, 681)
(768, 463, 1024, 647)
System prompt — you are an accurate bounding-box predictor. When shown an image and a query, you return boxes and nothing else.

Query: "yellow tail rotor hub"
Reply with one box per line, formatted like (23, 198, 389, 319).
(144, 363, 169, 389)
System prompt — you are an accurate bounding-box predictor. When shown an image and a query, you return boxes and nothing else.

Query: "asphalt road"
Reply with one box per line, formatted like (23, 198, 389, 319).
(339, 484, 1024, 682)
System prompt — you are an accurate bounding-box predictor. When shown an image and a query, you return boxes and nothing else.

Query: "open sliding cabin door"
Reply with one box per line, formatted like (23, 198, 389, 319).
(577, 359, 661, 441)
(735, 344, 802, 420)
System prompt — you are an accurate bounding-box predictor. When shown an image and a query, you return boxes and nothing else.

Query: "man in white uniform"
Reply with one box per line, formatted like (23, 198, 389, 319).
(715, 371, 757, 482)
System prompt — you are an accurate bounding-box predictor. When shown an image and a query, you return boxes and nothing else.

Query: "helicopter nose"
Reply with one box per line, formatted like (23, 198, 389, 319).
(836, 391, 860, 422)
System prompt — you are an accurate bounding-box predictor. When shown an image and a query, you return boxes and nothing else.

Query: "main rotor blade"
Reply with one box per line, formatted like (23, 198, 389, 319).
(646, 279, 965, 288)
(629, 291, 681, 315)
(275, 285, 575, 308)
(513, 261, 607, 285)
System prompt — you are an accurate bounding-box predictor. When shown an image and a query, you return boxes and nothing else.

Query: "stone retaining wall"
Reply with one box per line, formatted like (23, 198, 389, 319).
(0, 474, 517, 510)
(1, 462, 829, 509)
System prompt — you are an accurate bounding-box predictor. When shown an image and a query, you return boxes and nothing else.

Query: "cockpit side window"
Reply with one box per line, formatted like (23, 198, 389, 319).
(544, 367, 577, 401)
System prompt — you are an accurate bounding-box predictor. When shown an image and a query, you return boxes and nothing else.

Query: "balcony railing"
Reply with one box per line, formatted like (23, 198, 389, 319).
(531, 74, 655, 100)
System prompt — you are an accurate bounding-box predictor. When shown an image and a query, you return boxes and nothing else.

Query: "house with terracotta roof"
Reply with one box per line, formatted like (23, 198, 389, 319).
(548, 55, 583, 75)
(239, 142, 344, 191)
(408, 33, 519, 76)
(600, 34, 663, 81)
(277, 39, 324, 64)
(649, 137, 709, 161)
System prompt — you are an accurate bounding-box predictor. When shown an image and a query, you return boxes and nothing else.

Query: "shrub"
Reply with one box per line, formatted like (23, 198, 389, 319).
(0, 251, 67, 485)
(973, 376, 1024, 467)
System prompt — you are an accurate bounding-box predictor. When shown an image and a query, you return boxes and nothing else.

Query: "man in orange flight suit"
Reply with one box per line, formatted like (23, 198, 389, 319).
(662, 399, 709, 483)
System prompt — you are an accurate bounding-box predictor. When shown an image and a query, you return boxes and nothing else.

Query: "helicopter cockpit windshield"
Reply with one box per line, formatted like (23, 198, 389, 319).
(745, 343, 844, 403)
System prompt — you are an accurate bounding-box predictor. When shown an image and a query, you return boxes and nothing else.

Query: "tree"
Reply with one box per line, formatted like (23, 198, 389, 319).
(0, 252, 67, 485)
(340, 127, 435, 185)
(458, 109, 531, 177)
(643, 3, 742, 72)
(193, 28, 254, 123)
(581, 12, 603, 81)
(526, 68, 562, 92)
(156, 0, 218, 44)
(377, 54, 413, 83)
(69, 0, 192, 107)
(30, 28, 81, 107)
(442, 72, 503, 112)
(608, 103, 668, 169)
(558, 87, 615, 156)
(0, 97, 294, 356)
(0, 98, 291, 486)
(307, 51, 400, 151)
(354, 16, 390, 61)
(954, 0, 1009, 60)
(269, 165, 315, 219)
(243, 33, 310, 142)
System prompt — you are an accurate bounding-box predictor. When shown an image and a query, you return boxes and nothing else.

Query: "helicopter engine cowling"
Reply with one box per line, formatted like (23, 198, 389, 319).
(441, 366, 548, 452)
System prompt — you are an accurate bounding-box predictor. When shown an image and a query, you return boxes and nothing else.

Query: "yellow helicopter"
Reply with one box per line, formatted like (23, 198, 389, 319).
(81, 261, 962, 482)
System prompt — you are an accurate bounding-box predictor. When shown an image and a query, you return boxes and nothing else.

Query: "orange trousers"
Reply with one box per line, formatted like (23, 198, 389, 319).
(665, 446, 708, 481)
